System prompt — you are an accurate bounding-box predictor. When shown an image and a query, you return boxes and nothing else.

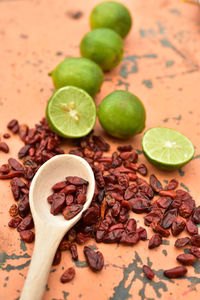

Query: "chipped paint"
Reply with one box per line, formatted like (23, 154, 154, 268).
(180, 183, 190, 192)
(142, 80, 153, 89)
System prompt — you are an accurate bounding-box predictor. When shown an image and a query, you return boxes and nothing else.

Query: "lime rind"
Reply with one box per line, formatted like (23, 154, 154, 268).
(46, 86, 96, 138)
(142, 127, 194, 170)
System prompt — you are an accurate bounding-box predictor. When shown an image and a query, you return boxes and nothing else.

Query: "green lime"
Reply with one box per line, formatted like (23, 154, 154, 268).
(49, 57, 104, 97)
(98, 90, 146, 139)
(46, 86, 96, 138)
(142, 127, 195, 170)
(80, 28, 123, 71)
(90, 1, 132, 38)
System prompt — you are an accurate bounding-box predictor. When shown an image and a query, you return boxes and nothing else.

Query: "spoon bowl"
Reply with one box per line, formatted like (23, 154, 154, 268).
(20, 154, 95, 300)
(30, 154, 95, 228)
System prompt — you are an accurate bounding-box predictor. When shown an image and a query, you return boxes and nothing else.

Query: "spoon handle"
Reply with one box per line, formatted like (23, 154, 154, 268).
(20, 224, 65, 300)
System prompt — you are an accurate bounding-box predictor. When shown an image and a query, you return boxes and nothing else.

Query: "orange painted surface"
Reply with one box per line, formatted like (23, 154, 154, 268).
(0, 0, 200, 299)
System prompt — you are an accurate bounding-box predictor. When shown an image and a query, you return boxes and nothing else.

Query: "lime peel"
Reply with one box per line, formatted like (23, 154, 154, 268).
(46, 86, 96, 138)
(142, 127, 195, 170)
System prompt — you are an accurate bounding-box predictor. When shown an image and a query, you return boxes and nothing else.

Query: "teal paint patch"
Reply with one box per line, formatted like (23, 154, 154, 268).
(45, 284, 49, 291)
(173, 115, 182, 121)
(137, 149, 143, 155)
(171, 9, 181, 15)
(139, 28, 156, 38)
(162, 240, 170, 245)
(109, 252, 168, 300)
(180, 183, 190, 192)
(163, 179, 168, 184)
(56, 51, 63, 56)
(157, 22, 165, 35)
(74, 260, 88, 268)
(192, 154, 200, 160)
(142, 80, 153, 89)
(50, 268, 57, 273)
(20, 240, 27, 252)
(178, 169, 185, 177)
(62, 291, 70, 299)
(116, 79, 129, 90)
(2, 259, 30, 272)
(120, 54, 157, 79)
(166, 61, 174, 67)
(0, 252, 30, 264)
(160, 38, 186, 59)
(162, 250, 167, 256)
(87, 244, 97, 250)
(163, 118, 169, 123)
(184, 248, 191, 254)
(5, 276, 9, 280)
(140, 29, 147, 38)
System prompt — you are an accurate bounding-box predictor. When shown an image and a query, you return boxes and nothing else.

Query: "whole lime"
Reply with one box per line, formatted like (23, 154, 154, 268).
(49, 57, 104, 97)
(98, 90, 146, 139)
(90, 1, 132, 38)
(80, 28, 123, 71)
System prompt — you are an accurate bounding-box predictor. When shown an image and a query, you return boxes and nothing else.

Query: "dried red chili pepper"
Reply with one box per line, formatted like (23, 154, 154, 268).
(150, 174, 163, 193)
(66, 176, 88, 186)
(52, 250, 62, 266)
(189, 246, 200, 258)
(159, 190, 176, 199)
(3, 133, 11, 139)
(124, 184, 138, 200)
(50, 193, 65, 215)
(164, 266, 187, 278)
(0, 171, 24, 179)
(143, 265, 154, 280)
(162, 208, 178, 229)
(137, 227, 147, 240)
(186, 219, 198, 236)
(0, 164, 10, 174)
(69, 243, 78, 260)
(129, 198, 150, 214)
(82, 207, 100, 225)
(62, 204, 83, 220)
(174, 237, 191, 248)
(17, 215, 34, 232)
(19, 230, 35, 243)
(84, 246, 104, 272)
(156, 197, 172, 209)
(171, 217, 186, 236)
(167, 179, 178, 190)
(52, 181, 67, 191)
(0, 142, 9, 153)
(148, 234, 162, 249)
(191, 235, 200, 247)
(176, 253, 196, 265)
(137, 164, 148, 176)
(8, 217, 22, 228)
(151, 222, 170, 237)
(192, 206, 200, 224)
(60, 267, 75, 283)
(8, 158, 24, 171)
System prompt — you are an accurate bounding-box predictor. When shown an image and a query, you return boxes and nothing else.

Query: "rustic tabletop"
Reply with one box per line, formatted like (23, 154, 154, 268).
(0, 0, 200, 299)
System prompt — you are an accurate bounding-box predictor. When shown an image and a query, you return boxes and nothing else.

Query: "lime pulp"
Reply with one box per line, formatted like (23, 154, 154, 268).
(46, 86, 96, 138)
(142, 127, 195, 170)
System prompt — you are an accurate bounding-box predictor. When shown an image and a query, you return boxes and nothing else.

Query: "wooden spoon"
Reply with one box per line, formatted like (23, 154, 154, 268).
(20, 154, 95, 300)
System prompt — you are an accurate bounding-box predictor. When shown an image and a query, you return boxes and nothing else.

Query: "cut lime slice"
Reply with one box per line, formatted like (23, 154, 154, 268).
(142, 127, 195, 170)
(46, 86, 96, 138)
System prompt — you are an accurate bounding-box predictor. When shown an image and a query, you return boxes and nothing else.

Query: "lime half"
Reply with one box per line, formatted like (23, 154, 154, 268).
(46, 86, 96, 138)
(142, 127, 195, 170)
